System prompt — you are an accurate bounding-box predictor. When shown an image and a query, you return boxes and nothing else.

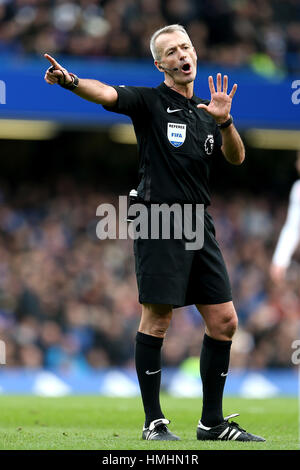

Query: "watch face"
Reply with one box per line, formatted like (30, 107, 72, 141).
(72, 75, 79, 88)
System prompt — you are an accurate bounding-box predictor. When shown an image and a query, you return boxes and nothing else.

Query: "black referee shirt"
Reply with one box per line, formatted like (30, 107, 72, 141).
(104, 82, 223, 206)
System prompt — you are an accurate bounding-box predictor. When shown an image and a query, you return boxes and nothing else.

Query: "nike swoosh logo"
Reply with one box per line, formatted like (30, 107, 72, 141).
(221, 372, 228, 377)
(167, 107, 183, 113)
(145, 369, 161, 375)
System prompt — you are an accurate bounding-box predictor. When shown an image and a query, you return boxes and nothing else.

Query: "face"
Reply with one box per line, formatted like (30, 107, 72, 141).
(154, 30, 197, 85)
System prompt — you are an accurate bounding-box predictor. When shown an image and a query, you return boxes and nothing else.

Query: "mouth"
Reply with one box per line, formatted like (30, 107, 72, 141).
(181, 63, 192, 74)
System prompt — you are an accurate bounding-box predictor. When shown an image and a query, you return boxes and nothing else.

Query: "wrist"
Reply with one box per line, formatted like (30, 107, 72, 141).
(59, 73, 79, 90)
(217, 114, 233, 130)
(215, 114, 230, 125)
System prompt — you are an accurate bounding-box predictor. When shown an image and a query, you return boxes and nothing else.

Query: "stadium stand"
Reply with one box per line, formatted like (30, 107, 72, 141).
(0, 0, 299, 73)
(0, 0, 299, 382)
(0, 178, 298, 371)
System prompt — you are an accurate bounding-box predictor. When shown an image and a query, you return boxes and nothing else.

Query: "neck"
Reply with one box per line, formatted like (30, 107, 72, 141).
(164, 78, 194, 99)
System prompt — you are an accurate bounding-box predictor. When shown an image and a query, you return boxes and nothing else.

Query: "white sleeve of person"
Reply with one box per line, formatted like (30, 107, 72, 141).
(272, 180, 300, 268)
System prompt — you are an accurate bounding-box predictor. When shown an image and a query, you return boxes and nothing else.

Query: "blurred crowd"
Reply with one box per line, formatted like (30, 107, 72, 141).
(0, 177, 299, 372)
(0, 0, 299, 74)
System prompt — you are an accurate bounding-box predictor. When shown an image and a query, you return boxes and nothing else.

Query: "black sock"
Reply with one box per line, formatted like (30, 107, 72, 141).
(200, 333, 232, 427)
(135, 331, 165, 427)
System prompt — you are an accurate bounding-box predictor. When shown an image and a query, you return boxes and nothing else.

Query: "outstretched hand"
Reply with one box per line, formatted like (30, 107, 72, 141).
(197, 73, 237, 124)
(44, 53, 73, 86)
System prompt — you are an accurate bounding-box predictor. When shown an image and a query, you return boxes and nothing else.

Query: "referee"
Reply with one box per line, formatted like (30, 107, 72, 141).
(44, 24, 265, 442)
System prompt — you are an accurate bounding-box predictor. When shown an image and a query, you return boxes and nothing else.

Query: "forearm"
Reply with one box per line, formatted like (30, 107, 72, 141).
(220, 124, 245, 165)
(272, 224, 300, 268)
(72, 79, 118, 106)
(272, 198, 300, 267)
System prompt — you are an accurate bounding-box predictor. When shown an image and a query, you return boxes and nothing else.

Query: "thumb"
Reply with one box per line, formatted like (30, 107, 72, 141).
(197, 104, 209, 111)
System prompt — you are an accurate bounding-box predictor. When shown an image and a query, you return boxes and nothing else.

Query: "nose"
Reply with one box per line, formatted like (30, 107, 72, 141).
(177, 46, 186, 58)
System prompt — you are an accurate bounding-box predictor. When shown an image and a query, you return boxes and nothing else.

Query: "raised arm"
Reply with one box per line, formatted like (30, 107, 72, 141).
(44, 54, 118, 106)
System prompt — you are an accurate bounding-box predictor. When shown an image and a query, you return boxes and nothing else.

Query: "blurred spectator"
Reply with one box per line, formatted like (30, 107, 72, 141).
(0, 0, 299, 73)
(0, 177, 299, 371)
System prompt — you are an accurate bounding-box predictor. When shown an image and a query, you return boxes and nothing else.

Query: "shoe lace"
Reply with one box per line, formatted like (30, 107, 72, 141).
(155, 424, 168, 434)
(228, 420, 246, 433)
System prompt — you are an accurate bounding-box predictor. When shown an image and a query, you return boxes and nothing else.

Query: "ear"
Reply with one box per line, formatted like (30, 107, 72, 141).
(192, 46, 197, 61)
(154, 60, 164, 72)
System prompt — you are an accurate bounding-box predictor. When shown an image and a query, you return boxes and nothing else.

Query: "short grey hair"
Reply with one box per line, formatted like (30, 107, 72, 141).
(150, 24, 191, 61)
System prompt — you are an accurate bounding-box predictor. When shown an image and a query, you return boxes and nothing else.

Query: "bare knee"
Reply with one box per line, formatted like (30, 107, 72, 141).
(139, 303, 173, 338)
(147, 317, 171, 337)
(197, 303, 238, 341)
(219, 312, 238, 340)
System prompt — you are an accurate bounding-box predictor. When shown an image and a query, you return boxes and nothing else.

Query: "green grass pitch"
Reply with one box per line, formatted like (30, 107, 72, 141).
(0, 395, 298, 450)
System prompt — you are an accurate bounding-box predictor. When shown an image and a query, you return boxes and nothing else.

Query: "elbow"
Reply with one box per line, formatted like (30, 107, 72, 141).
(101, 87, 118, 107)
(233, 151, 245, 165)
(225, 150, 245, 165)
(221, 144, 245, 165)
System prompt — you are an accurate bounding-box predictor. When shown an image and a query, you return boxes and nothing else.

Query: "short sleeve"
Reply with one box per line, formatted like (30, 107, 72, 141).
(103, 85, 149, 118)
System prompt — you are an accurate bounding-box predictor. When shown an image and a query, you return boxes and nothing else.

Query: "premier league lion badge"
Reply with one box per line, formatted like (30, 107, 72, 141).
(204, 134, 214, 155)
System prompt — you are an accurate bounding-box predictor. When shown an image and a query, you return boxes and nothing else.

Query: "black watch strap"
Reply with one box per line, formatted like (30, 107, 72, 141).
(59, 73, 79, 90)
(217, 115, 233, 129)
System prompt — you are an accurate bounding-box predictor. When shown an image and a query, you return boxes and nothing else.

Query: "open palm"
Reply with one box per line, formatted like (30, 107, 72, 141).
(197, 73, 237, 124)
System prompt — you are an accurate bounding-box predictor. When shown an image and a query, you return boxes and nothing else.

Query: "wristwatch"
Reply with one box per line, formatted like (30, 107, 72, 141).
(217, 115, 233, 129)
(59, 73, 79, 91)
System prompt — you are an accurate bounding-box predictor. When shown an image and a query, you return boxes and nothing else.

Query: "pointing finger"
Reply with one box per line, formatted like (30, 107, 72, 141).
(44, 53, 61, 69)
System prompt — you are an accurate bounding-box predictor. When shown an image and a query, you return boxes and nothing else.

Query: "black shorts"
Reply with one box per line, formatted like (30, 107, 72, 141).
(133, 207, 232, 308)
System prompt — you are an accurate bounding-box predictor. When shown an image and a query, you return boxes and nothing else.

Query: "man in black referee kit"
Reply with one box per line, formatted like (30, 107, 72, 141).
(44, 24, 265, 443)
